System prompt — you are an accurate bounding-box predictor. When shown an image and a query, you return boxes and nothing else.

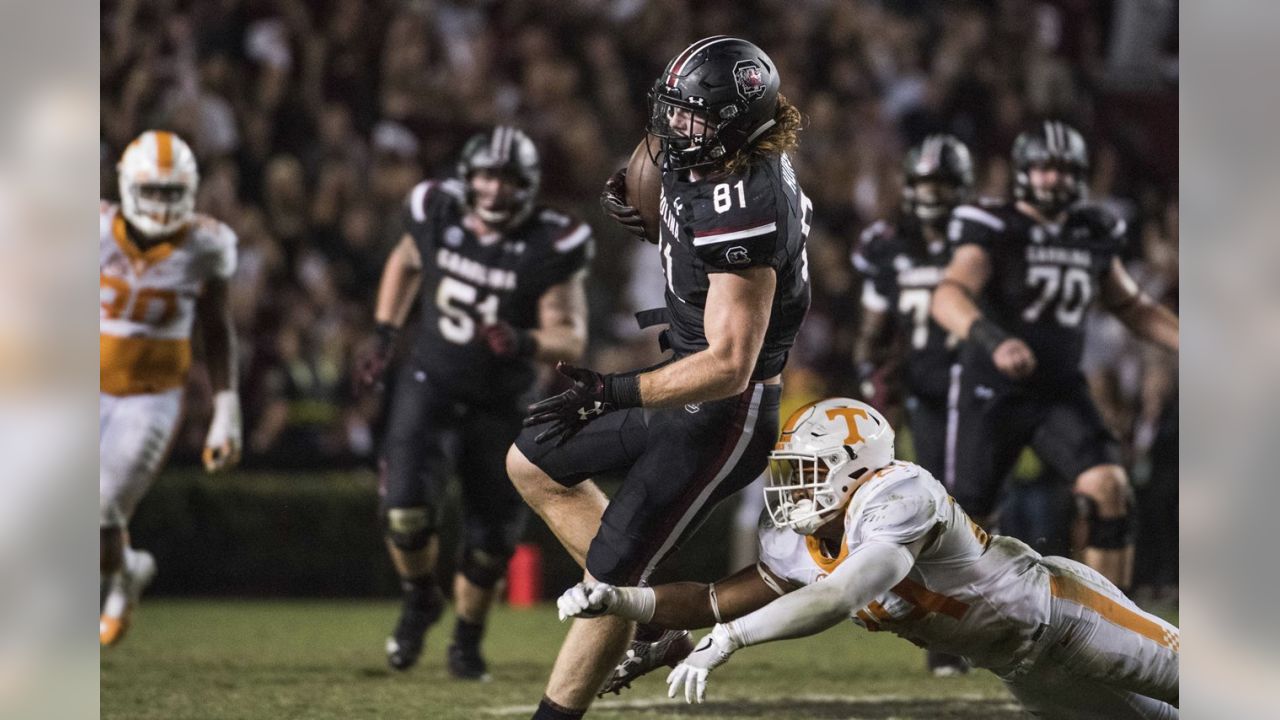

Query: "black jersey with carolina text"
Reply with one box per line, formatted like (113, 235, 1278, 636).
(402, 178, 593, 404)
(655, 153, 811, 380)
(949, 202, 1126, 391)
(852, 219, 957, 401)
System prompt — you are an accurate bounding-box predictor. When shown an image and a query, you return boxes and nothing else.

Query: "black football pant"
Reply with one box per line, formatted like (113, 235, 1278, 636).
(380, 363, 529, 566)
(943, 364, 1121, 520)
(516, 382, 781, 585)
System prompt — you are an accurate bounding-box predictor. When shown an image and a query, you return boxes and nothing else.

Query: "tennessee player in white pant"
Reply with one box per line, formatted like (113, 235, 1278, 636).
(100, 130, 241, 646)
(558, 398, 1178, 719)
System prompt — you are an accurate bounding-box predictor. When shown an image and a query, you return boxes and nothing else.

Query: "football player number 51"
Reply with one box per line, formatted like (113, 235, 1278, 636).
(436, 276, 499, 344)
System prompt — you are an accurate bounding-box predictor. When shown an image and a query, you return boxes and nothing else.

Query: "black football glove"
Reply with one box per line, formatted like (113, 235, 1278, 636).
(856, 361, 898, 412)
(524, 363, 616, 445)
(482, 321, 538, 359)
(354, 323, 399, 396)
(600, 169, 653, 243)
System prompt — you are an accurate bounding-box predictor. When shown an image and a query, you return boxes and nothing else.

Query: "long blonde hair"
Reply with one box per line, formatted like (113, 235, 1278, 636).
(721, 93, 804, 175)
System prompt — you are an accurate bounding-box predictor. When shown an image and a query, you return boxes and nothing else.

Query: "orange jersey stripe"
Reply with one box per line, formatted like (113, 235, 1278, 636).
(112, 213, 179, 268)
(890, 577, 970, 621)
(100, 334, 191, 396)
(155, 131, 174, 171)
(804, 535, 850, 574)
(1049, 574, 1179, 651)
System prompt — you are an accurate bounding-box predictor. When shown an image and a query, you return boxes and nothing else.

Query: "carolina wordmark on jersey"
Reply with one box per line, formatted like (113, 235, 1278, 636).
(949, 202, 1125, 388)
(757, 461, 1051, 669)
(852, 220, 958, 401)
(656, 153, 811, 379)
(403, 179, 592, 403)
(99, 202, 237, 396)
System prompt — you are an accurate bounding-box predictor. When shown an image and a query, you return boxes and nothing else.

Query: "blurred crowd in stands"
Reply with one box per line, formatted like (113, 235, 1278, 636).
(101, 0, 1177, 589)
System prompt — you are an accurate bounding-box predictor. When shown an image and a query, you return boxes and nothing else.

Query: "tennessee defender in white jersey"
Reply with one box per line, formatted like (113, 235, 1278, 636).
(100, 130, 241, 646)
(558, 398, 1179, 719)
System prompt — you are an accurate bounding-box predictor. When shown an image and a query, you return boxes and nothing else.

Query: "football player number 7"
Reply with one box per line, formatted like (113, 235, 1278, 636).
(436, 276, 499, 344)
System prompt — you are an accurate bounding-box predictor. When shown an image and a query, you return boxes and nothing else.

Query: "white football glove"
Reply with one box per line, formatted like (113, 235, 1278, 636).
(203, 390, 242, 473)
(557, 582, 615, 621)
(666, 623, 741, 703)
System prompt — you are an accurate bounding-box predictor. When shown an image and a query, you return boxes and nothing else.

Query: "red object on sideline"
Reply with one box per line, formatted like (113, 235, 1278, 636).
(507, 543, 542, 607)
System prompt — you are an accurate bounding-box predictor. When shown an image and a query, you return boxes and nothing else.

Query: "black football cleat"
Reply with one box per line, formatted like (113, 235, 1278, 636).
(446, 642, 492, 682)
(385, 595, 441, 671)
(598, 629, 694, 696)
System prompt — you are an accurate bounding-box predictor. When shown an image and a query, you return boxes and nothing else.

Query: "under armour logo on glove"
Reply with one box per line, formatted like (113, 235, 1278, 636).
(524, 363, 616, 445)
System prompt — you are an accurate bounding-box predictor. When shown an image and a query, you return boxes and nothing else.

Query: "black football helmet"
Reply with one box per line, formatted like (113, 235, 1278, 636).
(1012, 120, 1089, 216)
(457, 125, 541, 228)
(901, 134, 974, 226)
(647, 36, 780, 171)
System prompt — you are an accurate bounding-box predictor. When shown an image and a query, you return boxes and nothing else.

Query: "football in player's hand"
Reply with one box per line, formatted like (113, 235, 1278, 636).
(625, 135, 661, 242)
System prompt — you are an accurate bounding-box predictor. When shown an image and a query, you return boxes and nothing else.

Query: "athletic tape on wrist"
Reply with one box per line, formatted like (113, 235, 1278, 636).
(708, 583, 723, 624)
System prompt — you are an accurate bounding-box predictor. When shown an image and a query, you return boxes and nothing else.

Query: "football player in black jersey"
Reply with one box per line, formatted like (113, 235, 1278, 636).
(357, 127, 593, 678)
(505, 37, 811, 720)
(852, 134, 974, 676)
(931, 121, 1178, 591)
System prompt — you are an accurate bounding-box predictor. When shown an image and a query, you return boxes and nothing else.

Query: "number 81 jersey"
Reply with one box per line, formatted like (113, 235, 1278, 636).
(404, 179, 593, 404)
(656, 153, 811, 380)
(948, 201, 1125, 389)
(99, 202, 236, 396)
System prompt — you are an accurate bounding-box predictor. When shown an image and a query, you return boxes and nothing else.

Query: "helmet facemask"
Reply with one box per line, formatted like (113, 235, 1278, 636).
(765, 448, 867, 535)
(904, 179, 964, 227)
(466, 168, 536, 228)
(648, 88, 740, 170)
(1018, 159, 1086, 217)
(119, 171, 197, 238)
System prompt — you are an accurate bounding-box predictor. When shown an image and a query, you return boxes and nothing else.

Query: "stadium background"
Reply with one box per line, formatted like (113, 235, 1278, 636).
(100, 0, 1178, 603)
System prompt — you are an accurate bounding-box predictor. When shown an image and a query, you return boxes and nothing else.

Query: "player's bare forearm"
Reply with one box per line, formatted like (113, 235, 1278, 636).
(1118, 299, 1179, 353)
(638, 267, 775, 407)
(650, 565, 785, 629)
(374, 234, 423, 327)
(532, 272, 588, 363)
(638, 350, 753, 406)
(931, 245, 990, 338)
(1102, 258, 1178, 352)
(197, 278, 237, 393)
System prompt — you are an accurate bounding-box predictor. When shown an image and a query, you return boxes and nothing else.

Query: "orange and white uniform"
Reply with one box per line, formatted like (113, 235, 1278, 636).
(98, 201, 236, 525)
(757, 461, 1179, 719)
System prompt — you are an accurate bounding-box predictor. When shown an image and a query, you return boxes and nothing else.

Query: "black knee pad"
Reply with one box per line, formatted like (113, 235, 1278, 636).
(458, 544, 512, 589)
(384, 506, 437, 551)
(1075, 494, 1136, 549)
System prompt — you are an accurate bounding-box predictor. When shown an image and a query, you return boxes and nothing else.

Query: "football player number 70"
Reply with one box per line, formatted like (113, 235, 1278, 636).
(436, 276, 499, 344)
(1022, 264, 1092, 327)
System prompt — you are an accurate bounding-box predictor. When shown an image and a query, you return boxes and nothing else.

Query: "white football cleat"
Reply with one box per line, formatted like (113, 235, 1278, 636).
(100, 550, 156, 647)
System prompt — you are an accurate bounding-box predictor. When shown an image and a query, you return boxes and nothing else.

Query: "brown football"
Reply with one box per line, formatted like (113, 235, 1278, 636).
(625, 135, 662, 243)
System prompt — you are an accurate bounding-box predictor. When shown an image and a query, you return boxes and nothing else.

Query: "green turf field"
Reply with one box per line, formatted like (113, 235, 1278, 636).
(100, 600, 1022, 720)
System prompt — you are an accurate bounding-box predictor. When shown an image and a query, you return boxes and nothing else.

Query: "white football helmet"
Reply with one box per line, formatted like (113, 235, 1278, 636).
(764, 398, 895, 535)
(117, 130, 199, 237)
